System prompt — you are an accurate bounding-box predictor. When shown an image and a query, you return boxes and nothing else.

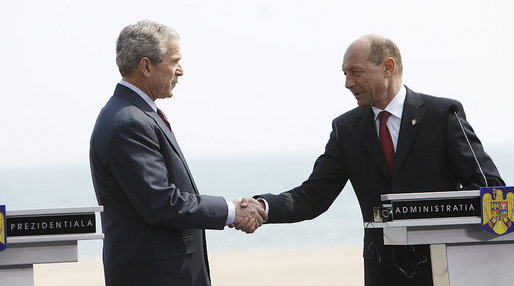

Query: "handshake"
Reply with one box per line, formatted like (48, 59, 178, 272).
(230, 198, 267, 234)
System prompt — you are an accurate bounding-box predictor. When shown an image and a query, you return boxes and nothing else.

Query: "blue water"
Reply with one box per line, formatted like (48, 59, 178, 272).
(1, 147, 512, 256)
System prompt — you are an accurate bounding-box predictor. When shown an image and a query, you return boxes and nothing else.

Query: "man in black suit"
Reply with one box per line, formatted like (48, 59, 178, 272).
(254, 35, 504, 285)
(90, 20, 265, 286)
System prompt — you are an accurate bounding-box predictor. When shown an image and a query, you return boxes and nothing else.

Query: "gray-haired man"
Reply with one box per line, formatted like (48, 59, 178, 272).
(90, 20, 266, 286)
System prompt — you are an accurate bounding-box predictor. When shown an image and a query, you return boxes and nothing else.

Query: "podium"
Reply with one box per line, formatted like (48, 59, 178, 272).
(0, 206, 104, 286)
(367, 190, 514, 286)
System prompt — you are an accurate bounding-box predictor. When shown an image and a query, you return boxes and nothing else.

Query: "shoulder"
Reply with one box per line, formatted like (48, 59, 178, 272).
(91, 95, 158, 145)
(100, 94, 154, 125)
(407, 86, 460, 105)
(406, 86, 464, 114)
(333, 106, 368, 125)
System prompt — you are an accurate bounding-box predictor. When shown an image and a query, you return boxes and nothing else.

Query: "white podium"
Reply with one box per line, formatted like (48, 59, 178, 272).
(0, 207, 104, 286)
(367, 190, 514, 286)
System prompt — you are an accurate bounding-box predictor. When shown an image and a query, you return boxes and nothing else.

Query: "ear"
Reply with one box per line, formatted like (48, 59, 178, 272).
(139, 57, 152, 77)
(383, 58, 395, 76)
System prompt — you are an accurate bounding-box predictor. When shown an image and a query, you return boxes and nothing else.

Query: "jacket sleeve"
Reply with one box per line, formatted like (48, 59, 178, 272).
(106, 116, 228, 230)
(257, 119, 349, 223)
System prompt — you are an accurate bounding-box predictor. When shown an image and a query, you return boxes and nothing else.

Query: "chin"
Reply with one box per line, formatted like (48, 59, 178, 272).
(157, 94, 173, 100)
(356, 101, 369, 107)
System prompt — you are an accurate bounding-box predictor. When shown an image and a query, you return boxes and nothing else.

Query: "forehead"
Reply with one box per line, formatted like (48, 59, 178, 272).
(165, 41, 181, 60)
(342, 41, 371, 71)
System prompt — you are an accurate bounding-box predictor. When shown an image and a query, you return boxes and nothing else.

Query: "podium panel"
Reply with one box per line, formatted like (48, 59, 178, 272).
(0, 266, 34, 286)
(446, 243, 513, 286)
(0, 207, 103, 286)
(368, 190, 514, 286)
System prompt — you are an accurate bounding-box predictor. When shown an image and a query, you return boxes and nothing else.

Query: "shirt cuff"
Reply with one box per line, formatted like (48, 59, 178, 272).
(225, 201, 236, 226)
(257, 198, 269, 222)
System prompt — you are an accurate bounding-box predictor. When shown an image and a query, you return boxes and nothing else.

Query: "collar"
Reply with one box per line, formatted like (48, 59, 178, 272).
(372, 84, 406, 120)
(119, 79, 157, 112)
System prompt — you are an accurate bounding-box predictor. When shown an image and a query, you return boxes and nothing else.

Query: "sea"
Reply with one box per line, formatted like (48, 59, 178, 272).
(1, 147, 513, 257)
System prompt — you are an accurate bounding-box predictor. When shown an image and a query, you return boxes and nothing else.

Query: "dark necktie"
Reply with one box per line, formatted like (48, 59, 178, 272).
(157, 108, 175, 137)
(378, 111, 395, 176)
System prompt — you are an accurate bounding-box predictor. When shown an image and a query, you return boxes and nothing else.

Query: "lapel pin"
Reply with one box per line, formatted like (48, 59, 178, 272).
(411, 119, 417, 126)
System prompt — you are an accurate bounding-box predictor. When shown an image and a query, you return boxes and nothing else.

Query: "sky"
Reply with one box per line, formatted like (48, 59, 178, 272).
(1, 0, 513, 167)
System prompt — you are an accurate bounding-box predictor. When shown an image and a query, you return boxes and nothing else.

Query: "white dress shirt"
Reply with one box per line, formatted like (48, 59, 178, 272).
(371, 85, 406, 151)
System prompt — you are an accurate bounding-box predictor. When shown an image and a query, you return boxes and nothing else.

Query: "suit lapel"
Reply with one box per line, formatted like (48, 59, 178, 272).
(147, 111, 185, 158)
(147, 111, 200, 193)
(113, 84, 199, 193)
(358, 107, 390, 179)
(393, 87, 425, 177)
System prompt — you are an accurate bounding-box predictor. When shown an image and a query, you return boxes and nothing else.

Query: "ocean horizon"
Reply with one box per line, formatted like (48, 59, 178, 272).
(1, 146, 512, 256)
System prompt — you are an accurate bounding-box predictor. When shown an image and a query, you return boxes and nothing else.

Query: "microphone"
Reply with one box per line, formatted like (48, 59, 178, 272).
(449, 104, 459, 114)
(449, 104, 488, 187)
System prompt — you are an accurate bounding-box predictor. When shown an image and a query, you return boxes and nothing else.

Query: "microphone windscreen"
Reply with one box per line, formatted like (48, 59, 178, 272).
(449, 104, 459, 114)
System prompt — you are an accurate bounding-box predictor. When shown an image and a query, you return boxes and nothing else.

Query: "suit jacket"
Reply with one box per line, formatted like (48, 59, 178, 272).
(90, 84, 228, 286)
(258, 86, 504, 285)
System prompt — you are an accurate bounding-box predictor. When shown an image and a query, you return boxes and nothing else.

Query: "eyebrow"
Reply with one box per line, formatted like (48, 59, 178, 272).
(343, 66, 360, 72)
(169, 55, 181, 62)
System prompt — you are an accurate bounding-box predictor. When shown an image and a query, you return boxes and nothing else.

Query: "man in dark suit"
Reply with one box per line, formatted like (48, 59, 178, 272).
(254, 35, 504, 285)
(90, 20, 265, 286)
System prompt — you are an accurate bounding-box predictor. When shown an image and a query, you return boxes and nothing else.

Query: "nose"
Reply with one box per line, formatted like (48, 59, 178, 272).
(345, 75, 354, 89)
(176, 63, 184, 76)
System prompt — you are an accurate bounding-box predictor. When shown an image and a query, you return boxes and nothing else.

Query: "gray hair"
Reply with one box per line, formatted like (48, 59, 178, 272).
(367, 36, 403, 75)
(116, 20, 180, 76)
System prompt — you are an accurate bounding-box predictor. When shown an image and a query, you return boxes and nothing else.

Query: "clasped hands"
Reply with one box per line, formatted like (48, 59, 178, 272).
(230, 198, 267, 234)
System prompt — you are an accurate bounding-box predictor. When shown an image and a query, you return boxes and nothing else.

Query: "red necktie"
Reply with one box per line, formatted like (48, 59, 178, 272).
(378, 111, 395, 176)
(157, 108, 175, 137)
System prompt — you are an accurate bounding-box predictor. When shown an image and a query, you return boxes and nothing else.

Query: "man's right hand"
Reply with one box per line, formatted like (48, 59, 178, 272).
(231, 198, 267, 234)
